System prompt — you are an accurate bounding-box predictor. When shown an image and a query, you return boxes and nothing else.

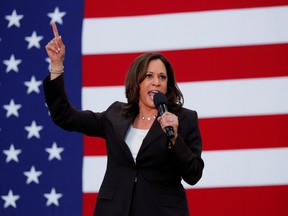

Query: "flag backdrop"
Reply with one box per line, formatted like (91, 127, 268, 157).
(1, 0, 288, 215)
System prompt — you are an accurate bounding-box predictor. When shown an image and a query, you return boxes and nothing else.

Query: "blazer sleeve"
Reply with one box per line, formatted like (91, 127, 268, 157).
(171, 109, 204, 185)
(43, 74, 105, 137)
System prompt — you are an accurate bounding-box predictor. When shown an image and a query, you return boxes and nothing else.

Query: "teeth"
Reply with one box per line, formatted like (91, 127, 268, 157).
(148, 91, 156, 96)
(149, 91, 159, 94)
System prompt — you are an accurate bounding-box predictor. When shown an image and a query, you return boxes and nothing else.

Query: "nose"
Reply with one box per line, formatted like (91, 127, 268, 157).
(153, 76, 160, 86)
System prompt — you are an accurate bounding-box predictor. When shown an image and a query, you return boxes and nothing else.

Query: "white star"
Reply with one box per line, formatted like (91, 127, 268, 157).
(5, 9, 24, 28)
(44, 188, 63, 206)
(24, 31, 43, 49)
(3, 99, 22, 117)
(44, 103, 51, 116)
(24, 76, 42, 94)
(23, 166, 43, 184)
(45, 57, 51, 70)
(46, 142, 64, 161)
(24, 120, 43, 139)
(47, 7, 66, 25)
(1, 190, 20, 208)
(3, 144, 22, 163)
(3, 54, 22, 73)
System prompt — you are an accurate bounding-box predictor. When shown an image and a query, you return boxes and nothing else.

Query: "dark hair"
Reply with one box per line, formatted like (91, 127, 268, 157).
(123, 53, 184, 117)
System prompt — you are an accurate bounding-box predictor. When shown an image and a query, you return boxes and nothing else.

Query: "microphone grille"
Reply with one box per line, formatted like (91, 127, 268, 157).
(153, 92, 168, 107)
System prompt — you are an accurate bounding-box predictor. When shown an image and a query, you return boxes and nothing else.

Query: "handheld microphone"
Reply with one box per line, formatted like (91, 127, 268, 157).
(153, 92, 174, 139)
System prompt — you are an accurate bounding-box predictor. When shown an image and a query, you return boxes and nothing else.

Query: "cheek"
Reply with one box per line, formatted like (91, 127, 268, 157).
(139, 87, 147, 100)
(161, 82, 168, 92)
(139, 81, 150, 93)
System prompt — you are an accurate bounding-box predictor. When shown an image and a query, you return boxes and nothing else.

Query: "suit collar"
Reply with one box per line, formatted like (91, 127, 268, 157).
(113, 114, 135, 162)
(113, 114, 165, 162)
(113, 109, 183, 163)
(138, 118, 165, 155)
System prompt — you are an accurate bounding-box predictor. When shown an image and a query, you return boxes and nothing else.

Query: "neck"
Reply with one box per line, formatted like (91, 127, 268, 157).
(138, 106, 158, 120)
(138, 114, 157, 121)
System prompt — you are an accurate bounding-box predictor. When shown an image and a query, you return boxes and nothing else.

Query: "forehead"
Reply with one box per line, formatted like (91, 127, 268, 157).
(147, 59, 166, 72)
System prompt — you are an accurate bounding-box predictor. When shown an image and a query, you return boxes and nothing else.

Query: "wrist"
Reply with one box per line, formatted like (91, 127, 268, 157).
(50, 61, 63, 68)
(50, 65, 64, 74)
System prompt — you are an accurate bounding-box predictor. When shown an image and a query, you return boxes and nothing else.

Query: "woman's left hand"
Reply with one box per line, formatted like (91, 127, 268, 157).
(157, 112, 178, 144)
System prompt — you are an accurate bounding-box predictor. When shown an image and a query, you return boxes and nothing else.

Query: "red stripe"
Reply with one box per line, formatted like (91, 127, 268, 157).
(82, 44, 288, 87)
(83, 185, 288, 215)
(200, 114, 288, 151)
(186, 185, 288, 215)
(84, 0, 288, 18)
(84, 136, 107, 156)
(83, 193, 97, 216)
(84, 114, 288, 155)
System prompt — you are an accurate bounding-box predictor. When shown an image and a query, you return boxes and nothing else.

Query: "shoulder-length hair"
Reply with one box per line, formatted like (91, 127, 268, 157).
(123, 53, 184, 117)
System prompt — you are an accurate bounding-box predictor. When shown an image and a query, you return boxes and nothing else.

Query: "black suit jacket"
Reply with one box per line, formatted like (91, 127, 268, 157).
(44, 75, 204, 216)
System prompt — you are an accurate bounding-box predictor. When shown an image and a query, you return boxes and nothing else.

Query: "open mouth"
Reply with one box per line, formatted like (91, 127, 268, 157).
(148, 90, 160, 99)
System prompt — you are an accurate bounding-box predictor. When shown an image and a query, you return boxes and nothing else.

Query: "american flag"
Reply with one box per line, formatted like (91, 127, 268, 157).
(1, 0, 288, 216)
(1, 1, 83, 215)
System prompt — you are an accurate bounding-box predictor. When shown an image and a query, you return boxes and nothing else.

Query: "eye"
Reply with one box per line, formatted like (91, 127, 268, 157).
(159, 75, 167, 80)
(145, 73, 153, 79)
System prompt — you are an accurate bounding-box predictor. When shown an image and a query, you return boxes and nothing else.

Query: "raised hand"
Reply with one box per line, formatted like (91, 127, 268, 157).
(45, 22, 65, 78)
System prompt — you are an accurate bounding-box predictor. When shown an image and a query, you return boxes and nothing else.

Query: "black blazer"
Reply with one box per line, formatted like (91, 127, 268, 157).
(44, 75, 204, 216)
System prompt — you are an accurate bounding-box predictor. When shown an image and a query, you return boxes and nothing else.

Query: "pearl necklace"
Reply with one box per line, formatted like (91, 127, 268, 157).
(138, 114, 157, 121)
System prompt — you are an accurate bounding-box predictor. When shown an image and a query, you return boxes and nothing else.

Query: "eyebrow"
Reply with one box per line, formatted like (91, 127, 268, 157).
(146, 71, 167, 74)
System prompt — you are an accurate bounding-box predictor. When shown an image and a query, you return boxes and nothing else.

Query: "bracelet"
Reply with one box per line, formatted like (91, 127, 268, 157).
(50, 66, 64, 74)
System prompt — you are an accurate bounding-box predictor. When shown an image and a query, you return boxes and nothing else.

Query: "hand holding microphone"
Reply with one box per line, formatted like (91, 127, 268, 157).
(153, 92, 178, 147)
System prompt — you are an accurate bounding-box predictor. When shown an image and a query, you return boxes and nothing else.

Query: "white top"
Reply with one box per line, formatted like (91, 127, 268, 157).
(125, 125, 149, 162)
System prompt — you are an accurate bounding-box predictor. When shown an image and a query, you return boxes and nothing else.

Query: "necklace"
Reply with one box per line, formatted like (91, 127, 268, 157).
(138, 114, 157, 121)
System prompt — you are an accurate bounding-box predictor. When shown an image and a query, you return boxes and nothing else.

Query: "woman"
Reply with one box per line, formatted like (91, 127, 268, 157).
(44, 23, 204, 216)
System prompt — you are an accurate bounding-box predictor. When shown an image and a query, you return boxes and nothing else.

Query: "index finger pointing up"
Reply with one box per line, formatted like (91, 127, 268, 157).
(51, 22, 59, 37)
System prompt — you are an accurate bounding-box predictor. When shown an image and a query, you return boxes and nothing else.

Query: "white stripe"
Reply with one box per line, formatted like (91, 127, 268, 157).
(189, 148, 288, 189)
(83, 156, 107, 193)
(82, 6, 288, 54)
(82, 76, 288, 118)
(83, 147, 288, 192)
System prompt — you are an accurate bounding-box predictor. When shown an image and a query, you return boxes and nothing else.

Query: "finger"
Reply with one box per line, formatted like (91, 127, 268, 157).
(53, 39, 61, 52)
(58, 36, 65, 46)
(46, 40, 62, 54)
(166, 116, 175, 122)
(45, 43, 59, 54)
(49, 37, 62, 53)
(51, 22, 60, 38)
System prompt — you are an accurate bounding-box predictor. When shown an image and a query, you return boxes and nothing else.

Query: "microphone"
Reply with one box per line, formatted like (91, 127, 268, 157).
(153, 92, 175, 139)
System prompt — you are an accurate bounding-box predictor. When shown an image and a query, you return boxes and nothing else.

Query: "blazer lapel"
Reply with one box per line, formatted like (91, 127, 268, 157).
(113, 115, 135, 162)
(112, 111, 182, 162)
(138, 119, 164, 154)
(138, 111, 183, 155)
